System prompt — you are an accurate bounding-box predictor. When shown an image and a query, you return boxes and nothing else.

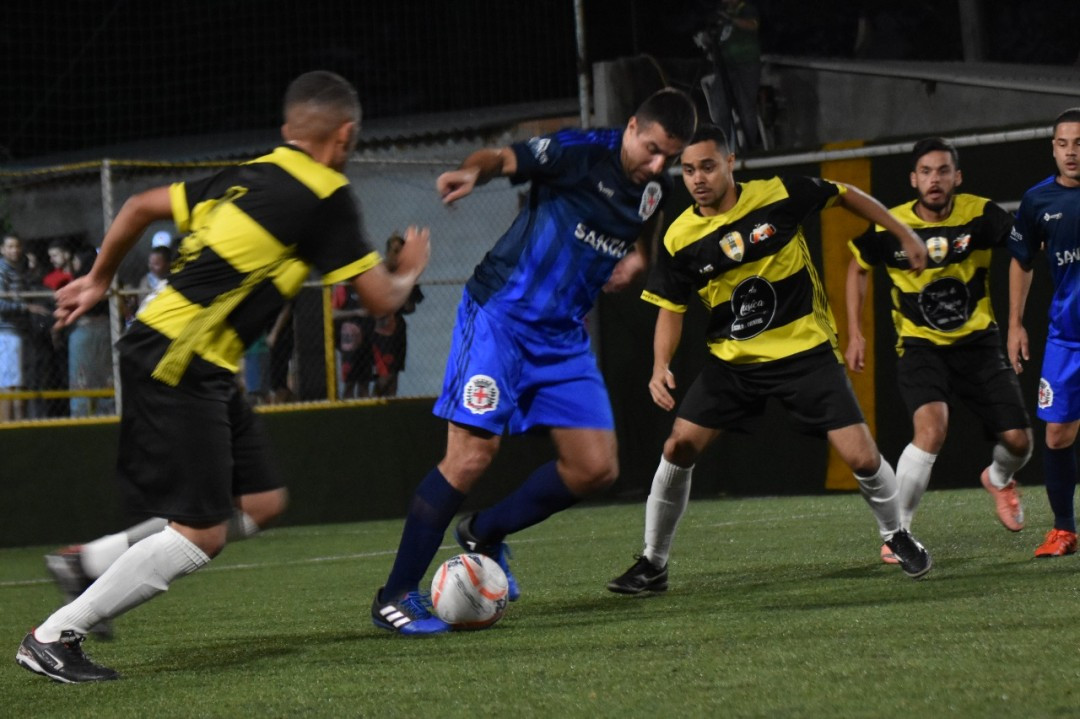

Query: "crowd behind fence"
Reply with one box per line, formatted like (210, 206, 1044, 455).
(0, 154, 525, 424)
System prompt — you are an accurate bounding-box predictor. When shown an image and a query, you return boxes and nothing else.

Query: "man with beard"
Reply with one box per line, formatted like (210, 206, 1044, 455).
(845, 137, 1032, 565)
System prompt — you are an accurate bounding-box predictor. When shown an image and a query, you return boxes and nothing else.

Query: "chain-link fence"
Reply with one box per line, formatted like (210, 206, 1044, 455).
(0, 153, 525, 423)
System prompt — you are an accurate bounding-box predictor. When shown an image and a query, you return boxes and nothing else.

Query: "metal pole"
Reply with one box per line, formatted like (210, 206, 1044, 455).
(100, 159, 123, 412)
(574, 0, 590, 128)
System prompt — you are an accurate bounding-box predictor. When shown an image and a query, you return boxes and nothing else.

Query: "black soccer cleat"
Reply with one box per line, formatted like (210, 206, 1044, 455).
(15, 630, 119, 683)
(884, 528, 933, 579)
(454, 513, 520, 601)
(44, 549, 113, 640)
(607, 555, 669, 595)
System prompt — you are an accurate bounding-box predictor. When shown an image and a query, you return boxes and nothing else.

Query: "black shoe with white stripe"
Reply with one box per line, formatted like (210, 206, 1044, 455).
(884, 529, 933, 579)
(15, 630, 119, 683)
(607, 555, 669, 595)
(371, 588, 451, 635)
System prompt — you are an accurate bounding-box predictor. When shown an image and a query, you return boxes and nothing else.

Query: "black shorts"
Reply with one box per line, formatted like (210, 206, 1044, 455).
(897, 342, 1030, 434)
(116, 353, 283, 525)
(677, 350, 865, 437)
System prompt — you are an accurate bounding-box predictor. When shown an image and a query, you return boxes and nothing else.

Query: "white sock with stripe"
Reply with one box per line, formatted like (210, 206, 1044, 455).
(36, 526, 210, 642)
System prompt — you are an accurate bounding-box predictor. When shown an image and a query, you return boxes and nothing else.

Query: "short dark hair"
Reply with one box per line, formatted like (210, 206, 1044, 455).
(911, 137, 959, 170)
(149, 246, 171, 260)
(1053, 107, 1080, 134)
(283, 70, 361, 125)
(634, 88, 697, 143)
(688, 123, 731, 154)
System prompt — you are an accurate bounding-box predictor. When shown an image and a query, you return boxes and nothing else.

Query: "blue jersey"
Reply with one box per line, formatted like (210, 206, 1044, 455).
(1009, 175, 1080, 344)
(465, 128, 669, 338)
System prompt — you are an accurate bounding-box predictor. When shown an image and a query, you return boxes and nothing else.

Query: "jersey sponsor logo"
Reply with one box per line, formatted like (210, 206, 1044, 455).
(749, 223, 776, 244)
(597, 181, 614, 198)
(719, 231, 745, 262)
(1055, 247, 1080, 266)
(699, 263, 715, 274)
(729, 276, 777, 339)
(892, 249, 909, 263)
(527, 137, 551, 165)
(1009, 227, 1024, 243)
(918, 276, 969, 331)
(638, 181, 662, 220)
(463, 375, 500, 415)
(574, 223, 631, 258)
(951, 233, 971, 254)
(1039, 377, 1054, 409)
(1044, 212, 1063, 222)
(926, 236, 949, 264)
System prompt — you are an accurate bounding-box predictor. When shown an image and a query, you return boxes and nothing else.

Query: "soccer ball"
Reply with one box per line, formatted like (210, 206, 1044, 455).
(430, 553, 509, 629)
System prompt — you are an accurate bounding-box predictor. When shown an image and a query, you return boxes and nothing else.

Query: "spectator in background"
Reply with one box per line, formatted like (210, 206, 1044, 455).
(42, 238, 75, 291)
(370, 232, 424, 397)
(333, 282, 374, 397)
(138, 246, 171, 298)
(695, 0, 762, 151)
(266, 300, 295, 404)
(68, 248, 114, 417)
(0, 235, 51, 420)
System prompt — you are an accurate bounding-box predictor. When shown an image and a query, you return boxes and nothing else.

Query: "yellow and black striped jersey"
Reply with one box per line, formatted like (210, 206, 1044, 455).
(642, 176, 845, 365)
(122, 144, 380, 389)
(848, 193, 1012, 351)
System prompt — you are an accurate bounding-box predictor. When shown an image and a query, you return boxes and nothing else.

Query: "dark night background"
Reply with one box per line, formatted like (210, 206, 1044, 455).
(3, 0, 1080, 162)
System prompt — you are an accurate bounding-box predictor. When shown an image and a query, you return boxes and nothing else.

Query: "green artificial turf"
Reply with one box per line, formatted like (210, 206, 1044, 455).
(2, 488, 1078, 718)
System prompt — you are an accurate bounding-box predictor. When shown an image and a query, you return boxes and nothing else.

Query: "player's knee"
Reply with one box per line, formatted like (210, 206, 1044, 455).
(563, 459, 618, 496)
(1003, 428, 1033, 458)
(663, 435, 699, 467)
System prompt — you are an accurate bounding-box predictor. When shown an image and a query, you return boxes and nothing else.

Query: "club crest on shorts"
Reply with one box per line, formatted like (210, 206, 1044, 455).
(639, 182, 662, 220)
(925, 236, 949, 264)
(1039, 378, 1054, 409)
(464, 375, 500, 415)
(719, 231, 745, 262)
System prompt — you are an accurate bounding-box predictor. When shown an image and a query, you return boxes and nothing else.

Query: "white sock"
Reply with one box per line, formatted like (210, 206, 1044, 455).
(80, 518, 169, 579)
(855, 458, 900, 541)
(643, 456, 693, 567)
(226, 510, 260, 541)
(987, 442, 1032, 489)
(36, 526, 209, 642)
(896, 443, 937, 530)
(80, 511, 257, 579)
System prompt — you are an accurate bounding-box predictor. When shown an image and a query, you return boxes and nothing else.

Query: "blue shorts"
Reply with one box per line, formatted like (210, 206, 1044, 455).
(433, 292, 614, 435)
(1038, 338, 1080, 423)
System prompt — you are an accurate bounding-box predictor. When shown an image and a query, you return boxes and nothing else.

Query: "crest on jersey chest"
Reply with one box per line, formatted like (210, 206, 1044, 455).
(925, 236, 949, 264)
(719, 231, 745, 262)
(638, 182, 662, 220)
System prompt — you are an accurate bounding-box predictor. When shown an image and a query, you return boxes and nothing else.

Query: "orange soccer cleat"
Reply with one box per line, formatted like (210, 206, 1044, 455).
(980, 468, 1024, 532)
(1034, 528, 1078, 558)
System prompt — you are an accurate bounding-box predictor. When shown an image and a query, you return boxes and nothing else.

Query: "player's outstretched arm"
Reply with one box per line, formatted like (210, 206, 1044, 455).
(54, 186, 173, 328)
(649, 308, 684, 411)
(844, 256, 870, 373)
(349, 225, 431, 317)
(1007, 256, 1033, 374)
(835, 183, 927, 272)
(436, 147, 518, 205)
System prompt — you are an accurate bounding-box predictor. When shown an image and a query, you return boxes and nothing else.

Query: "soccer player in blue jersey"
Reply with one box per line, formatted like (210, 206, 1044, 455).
(372, 88, 698, 635)
(1008, 108, 1080, 558)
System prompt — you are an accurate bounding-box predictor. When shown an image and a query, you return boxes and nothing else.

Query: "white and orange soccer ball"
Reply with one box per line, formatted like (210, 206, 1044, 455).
(430, 553, 509, 629)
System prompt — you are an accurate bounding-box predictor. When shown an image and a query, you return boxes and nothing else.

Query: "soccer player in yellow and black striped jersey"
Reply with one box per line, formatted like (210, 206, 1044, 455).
(15, 71, 430, 684)
(846, 137, 1032, 564)
(608, 124, 934, 595)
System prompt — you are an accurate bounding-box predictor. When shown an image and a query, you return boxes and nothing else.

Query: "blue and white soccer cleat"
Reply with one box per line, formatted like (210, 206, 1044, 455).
(454, 513, 520, 602)
(371, 588, 451, 635)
